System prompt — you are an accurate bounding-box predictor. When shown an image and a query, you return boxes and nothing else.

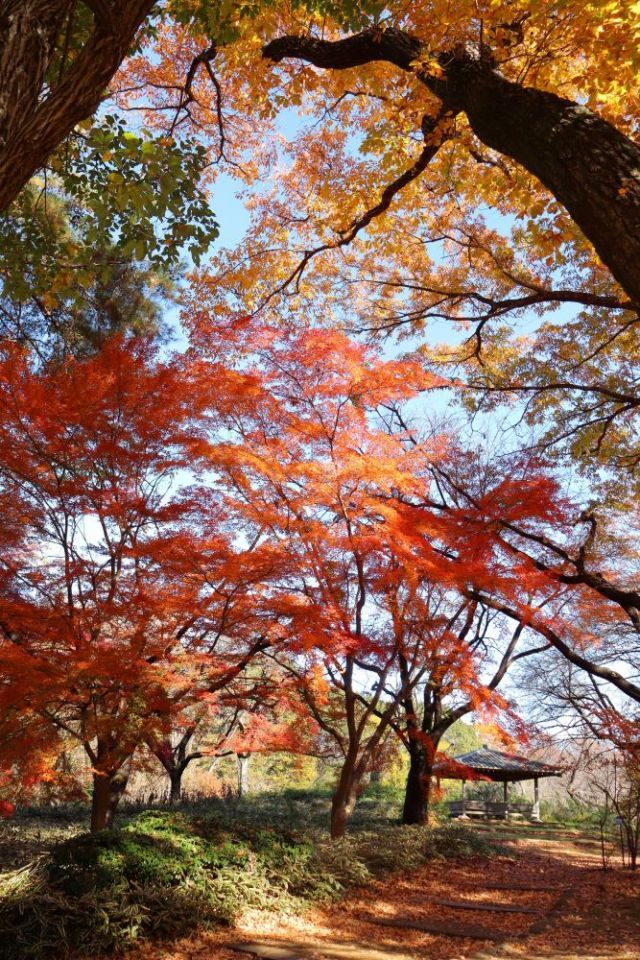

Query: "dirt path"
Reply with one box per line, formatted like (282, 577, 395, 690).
(124, 833, 640, 960)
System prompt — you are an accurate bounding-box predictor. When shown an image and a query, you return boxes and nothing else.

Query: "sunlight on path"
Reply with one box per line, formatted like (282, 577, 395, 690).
(124, 833, 640, 960)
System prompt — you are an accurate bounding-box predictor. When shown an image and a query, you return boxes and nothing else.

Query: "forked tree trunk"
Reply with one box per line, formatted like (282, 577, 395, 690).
(151, 727, 200, 806)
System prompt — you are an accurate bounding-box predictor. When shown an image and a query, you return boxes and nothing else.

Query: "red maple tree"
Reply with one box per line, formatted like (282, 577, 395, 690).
(0, 337, 274, 829)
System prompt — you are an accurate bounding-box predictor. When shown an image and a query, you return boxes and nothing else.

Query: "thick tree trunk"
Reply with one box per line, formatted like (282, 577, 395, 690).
(0, 1, 69, 154)
(90, 770, 128, 832)
(402, 745, 432, 826)
(169, 768, 183, 805)
(264, 30, 640, 307)
(441, 58, 640, 309)
(330, 782, 359, 839)
(0, 0, 156, 211)
(91, 774, 111, 833)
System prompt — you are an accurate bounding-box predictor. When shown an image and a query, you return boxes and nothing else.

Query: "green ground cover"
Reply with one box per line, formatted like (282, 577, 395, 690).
(0, 788, 495, 960)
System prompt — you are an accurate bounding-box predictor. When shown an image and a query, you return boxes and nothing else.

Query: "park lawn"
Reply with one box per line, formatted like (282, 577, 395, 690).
(0, 788, 404, 873)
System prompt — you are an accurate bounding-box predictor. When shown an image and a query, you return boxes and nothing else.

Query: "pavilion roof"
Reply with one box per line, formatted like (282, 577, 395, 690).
(433, 746, 563, 783)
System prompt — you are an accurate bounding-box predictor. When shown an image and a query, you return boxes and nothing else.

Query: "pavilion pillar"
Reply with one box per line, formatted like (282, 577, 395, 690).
(532, 777, 541, 822)
(460, 780, 468, 818)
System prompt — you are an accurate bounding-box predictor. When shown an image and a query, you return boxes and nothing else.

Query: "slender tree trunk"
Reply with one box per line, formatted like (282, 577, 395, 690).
(402, 744, 432, 826)
(330, 781, 359, 839)
(330, 759, 361, 839)
(236, 753, 250, 797)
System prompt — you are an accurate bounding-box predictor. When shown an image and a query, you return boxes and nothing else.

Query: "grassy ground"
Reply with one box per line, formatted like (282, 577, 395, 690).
(0, 788, 496, 959)
(0, 789, 631, 960)
(0, 787, 407, 874)
(118, 823, 640, 960)
(0, 786, 618, 874)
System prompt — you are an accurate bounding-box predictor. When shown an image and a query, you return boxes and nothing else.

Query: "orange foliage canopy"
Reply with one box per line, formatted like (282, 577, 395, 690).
(0, 318, 599, 828)
(0, 337, 281, 823)
(184, 312, 573, 833)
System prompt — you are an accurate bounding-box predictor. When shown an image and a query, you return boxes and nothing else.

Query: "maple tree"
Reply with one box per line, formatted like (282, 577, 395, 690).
(186, 312, 566, 834)
(464, 499, 640, 707)
(384, 590, 536, 825)
(373, 447, 571, 823)
(186, 315, 432, 836)
(358, 421, 640, 714)
(147, 659, 293, 804)
(0, 335, 277, 830)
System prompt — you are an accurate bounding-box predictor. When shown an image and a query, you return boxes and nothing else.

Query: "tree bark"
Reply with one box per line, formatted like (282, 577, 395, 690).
(236, 752, 250, 797)
(330, 770, 359, 839)
(264, 29, 640, 308)
(402, 743, 432, 826)
(90, 769, 128, 832)
(0, 1, 69, 154)
(442, 57, 640, 310)
(169, 767, 184, 805)
(0, 0, 156, 211)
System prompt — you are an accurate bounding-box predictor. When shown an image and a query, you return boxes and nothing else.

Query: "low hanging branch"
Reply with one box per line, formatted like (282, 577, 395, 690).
(467, 588, 640, 706)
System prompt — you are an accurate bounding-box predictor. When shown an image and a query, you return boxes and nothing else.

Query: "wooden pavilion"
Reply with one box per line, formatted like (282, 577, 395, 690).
(433, 746, 563, 822)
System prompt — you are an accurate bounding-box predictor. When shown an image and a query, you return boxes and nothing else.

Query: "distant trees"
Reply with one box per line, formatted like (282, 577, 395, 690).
(147, 663, 292, 804)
